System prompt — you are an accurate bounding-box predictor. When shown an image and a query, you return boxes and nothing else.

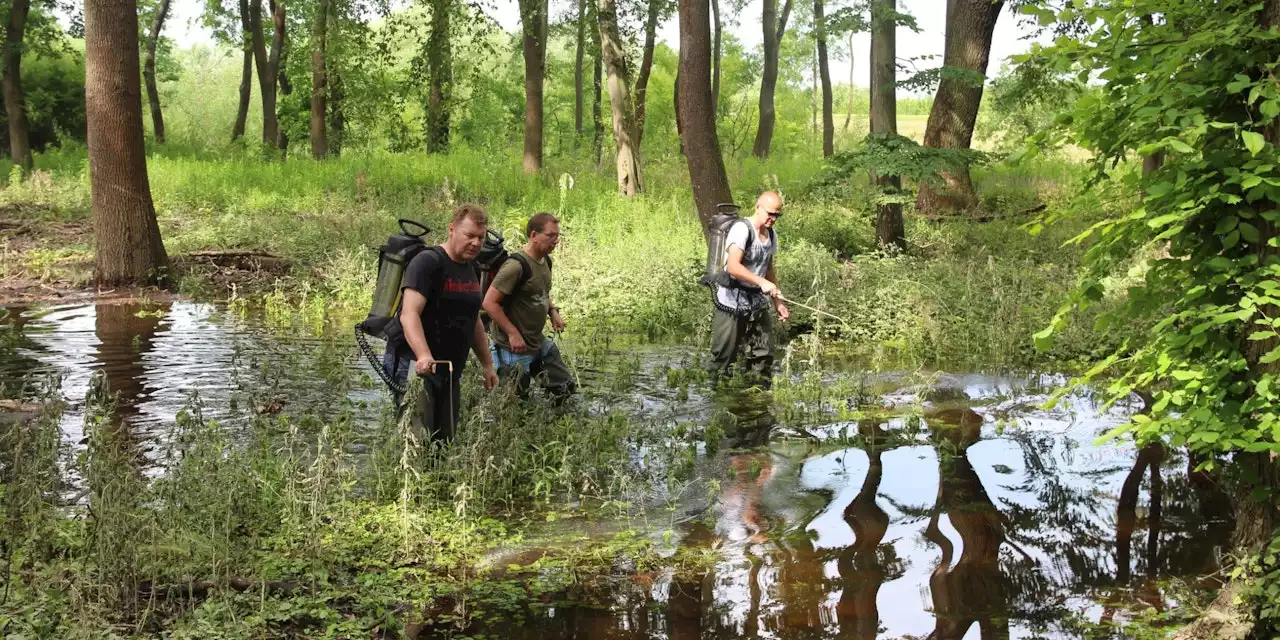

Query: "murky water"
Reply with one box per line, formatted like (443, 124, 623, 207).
(0, 300, 1235, 639)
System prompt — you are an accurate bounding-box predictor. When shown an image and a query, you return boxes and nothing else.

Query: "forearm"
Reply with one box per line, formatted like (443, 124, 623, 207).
(472, 317, 494, 367)
(401, 313, 432, 362)
(482, 299, 521, 339)
(727, 261, 769, 287)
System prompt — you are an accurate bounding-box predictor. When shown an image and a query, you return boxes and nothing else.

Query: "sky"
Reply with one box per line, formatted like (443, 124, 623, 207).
(165, 0, 1050, 94)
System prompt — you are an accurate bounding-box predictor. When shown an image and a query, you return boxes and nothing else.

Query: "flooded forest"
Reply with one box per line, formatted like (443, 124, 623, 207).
(1, 0, 1279, 638)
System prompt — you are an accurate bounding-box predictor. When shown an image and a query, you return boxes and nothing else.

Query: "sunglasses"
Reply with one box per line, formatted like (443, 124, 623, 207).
(765, 209, 783, 218)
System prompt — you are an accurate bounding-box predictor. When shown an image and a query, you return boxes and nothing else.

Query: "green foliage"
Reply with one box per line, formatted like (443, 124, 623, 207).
(977, 57, 1086, 153)
(0, 33, 85, 152)
(1025, 1, 1280, 628)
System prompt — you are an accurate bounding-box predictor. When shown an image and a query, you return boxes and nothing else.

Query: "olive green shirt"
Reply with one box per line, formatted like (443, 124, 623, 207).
(489, 249, 552, 350)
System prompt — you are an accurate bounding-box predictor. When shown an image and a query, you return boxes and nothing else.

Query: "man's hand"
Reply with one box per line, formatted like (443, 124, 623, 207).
(482, 364, 499, 391)
(550, 309, 566, 332)
(775, 302, 790, 321)
(507, 330, 528, 353)
(759, 280, 780, 298)
(414, 358, 437, 376)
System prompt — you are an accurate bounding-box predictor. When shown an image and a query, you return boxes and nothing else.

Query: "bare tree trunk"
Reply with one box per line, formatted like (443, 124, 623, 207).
(249, 0, 277, 146)
(574, 0, 586, 144)
(750, 0, 792, 158)
(811, 43, 818, 141)
(143, 0, 171, 144)
(85, 0, 169, 286)
(329, 72, 344, 156)
(2, 0, 32, 172)
(597, 0, 642, 195)
(592, 20, 603, 169)
(678, 0, 731, 235)
(842, 30, 854, 133)
(269, 0, 288, 153)
(633, 0, 661, 149)
(711, 0, 720, 110)
(870, 0, 903, 251)
(231, 0, 253, 142)
(520, 0, 547, 173)
(815, 0, 833, 156)
(916, 0, 1003, 214)
(309, 0, 328, 158)
(426, 0, 451, 153)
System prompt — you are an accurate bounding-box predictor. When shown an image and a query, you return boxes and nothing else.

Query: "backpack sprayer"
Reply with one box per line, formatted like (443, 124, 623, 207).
(355, 219, 432, 396)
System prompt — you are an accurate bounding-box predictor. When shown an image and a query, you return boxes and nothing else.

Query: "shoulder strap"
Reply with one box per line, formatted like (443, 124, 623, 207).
(505, 253, 535, 304)
(738, 218, 755, 253)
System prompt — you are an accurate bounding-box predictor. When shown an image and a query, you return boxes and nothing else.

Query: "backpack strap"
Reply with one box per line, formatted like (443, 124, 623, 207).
(503, 253, 535, 308)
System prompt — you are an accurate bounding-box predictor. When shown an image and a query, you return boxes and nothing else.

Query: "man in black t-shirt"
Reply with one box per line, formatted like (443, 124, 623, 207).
(382, 203, 499, 443)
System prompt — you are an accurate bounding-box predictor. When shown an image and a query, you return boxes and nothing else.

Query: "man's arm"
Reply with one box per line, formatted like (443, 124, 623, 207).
(726, 246, 779, 296)
(766, 261, 789, 319)
(399, 289, 435, 374)
(473, 315, 498, 390)
(482, 286, 526, 352)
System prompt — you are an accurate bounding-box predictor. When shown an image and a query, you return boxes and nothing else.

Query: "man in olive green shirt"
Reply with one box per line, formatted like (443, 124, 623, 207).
(482, 212, 576, 399)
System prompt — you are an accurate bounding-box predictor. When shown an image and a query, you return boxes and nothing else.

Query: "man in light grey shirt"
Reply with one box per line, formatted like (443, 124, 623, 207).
(710, 191, 790, 387)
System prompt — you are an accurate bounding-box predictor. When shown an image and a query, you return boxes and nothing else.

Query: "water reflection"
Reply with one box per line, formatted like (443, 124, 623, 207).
(0, 301, 1239, 639)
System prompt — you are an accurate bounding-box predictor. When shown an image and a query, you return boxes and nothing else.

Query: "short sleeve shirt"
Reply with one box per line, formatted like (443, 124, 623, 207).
(488, 250, 552, 350)
(715, 220, 777, 312)
(385, 246, 482, 369)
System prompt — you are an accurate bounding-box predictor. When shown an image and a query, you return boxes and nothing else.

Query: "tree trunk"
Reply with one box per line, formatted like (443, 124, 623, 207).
(597, 0, 642, 195)
(143, 0, 170, 144)
(269, 0, 288, 153)
(916, 0, 1003, 214)
(249, 0, 276, 146)
(811, 42, 818, 141)
(750, 0, 792, 158)
(574, 0, 586, 143)
(2, 0, 32, 172)
(711, 0, 720, 110)
(870, 0, 903, 251)
(678, 0, 731, 235)
(814, 0, 833, 156)
(231, 0, 253, 142)
(592, 25, 603, 168)
(633, 0, 661, 149)
(519, 0, 547, 174)
(426, 0, 451, 153)
(329, 72, 344, 156)
(842, 30, 853, 133)
(85, 0, 169, 286)
(309, 0, 328, 158)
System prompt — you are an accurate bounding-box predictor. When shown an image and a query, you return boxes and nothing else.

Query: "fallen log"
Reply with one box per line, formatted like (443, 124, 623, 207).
(138, 577, 300, 600)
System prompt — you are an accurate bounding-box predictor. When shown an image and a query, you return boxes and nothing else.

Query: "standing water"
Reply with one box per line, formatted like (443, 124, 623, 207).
(0, 299, 1234, 638)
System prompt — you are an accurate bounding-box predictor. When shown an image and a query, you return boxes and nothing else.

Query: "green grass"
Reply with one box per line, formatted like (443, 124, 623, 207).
(0, 143, 1110, 368)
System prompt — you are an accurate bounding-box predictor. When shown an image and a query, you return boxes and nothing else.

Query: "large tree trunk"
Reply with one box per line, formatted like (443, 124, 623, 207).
(592, 24, 603, 168)
(678, 0, 731, 235)
(249, 0, 277, 146)
(85, 0, 169, 286)
(750, 0, 792, 158)
(2, 0, 32, 172)
(329, 72, 344, 156)
(842, 30, 854, 133)
(143, 0, 170, 144)
(814, 0, 833, 156)
(633, 0, 660, 149)
(597, 0, 642, 195)
(269, 0, 288, 152)
(870, 0, 903, 251)
(231, 0, 253, 142)
(574, 0, 585, 144)
(519, 0, 547, 174)
(309, 0, 328, 158)
(916, 0, 1003, 214)
(711, 0, 720, 110)
(426, 0, 451, 153)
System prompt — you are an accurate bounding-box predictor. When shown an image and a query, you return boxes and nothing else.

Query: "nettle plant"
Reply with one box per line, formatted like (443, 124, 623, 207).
(1028, 2, 1280, 467)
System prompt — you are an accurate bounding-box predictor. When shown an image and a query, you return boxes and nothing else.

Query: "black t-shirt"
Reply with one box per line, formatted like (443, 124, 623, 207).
(384, 246, 482, 370)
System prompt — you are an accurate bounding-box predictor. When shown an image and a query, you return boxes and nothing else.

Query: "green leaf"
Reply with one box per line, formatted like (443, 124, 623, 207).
(1216, 216, 1240, 234)
(1243, 175, 1263, 189)
(1168, 139, 1195, 154)
(1261, 347, 1280, 364)
(1249, 331, 1275, 341)
(1244, 130, 1266, 156)
(1241, 222, 1261, 243)
(1224, 230, 1241, 250)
